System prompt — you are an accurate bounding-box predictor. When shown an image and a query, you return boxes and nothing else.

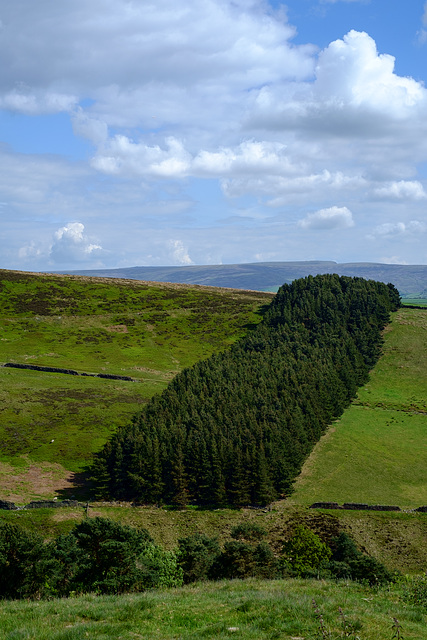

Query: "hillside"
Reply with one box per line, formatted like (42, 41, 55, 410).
(292, 305, 427, 507)
(92, 274, 399, 507)
(56, 260, 427, 299)
(1, 269, 427, 581)
(0, 269, 271, 502)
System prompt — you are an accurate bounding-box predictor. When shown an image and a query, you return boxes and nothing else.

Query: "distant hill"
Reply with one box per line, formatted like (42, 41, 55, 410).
(56, 261, 427, 298)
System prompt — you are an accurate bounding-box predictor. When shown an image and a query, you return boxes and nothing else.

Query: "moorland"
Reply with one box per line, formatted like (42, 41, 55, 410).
(0, 268, 426, 639)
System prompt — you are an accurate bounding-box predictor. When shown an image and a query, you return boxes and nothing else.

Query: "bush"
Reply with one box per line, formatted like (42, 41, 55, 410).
(281, 525, 331, 577)
(53, 517, 182, 595)
(0, 521, 54, 599)
(328, 532, 396, 586)
(211, 540, 257, 580)
(177, 533, 221, 584)
(211, 539, 278, 580)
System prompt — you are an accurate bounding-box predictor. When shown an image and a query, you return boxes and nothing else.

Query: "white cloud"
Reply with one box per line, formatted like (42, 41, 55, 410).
(372, 180, 427, 201)
(0, 0, 313, 123)
(91, 136, 192, 178)
(18, 222, 105, 268)
(369, 220, 427, 239)
(169, 240, 193, 265)
(298, 206, 354, 230)
(314, 31, 423, 112)
(0, 90, 77, 115)
(250, 30, 427, 138)
(49, 223, 104, 264)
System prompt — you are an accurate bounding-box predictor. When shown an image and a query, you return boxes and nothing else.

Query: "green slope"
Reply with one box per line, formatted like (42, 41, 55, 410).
(58, 260, 427, 299)
(291, 307, 427, 508)
(1, 578, 426, 640)
(0, 270, 271, 500)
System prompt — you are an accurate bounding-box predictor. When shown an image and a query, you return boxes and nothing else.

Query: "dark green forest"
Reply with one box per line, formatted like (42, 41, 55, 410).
(91, 275, 400, 507)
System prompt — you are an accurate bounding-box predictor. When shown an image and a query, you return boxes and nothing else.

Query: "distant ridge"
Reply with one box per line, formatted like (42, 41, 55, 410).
(56, 261, 427, 297)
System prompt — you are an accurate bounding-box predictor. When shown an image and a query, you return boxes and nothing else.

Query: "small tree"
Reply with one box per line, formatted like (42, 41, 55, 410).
(281, 525, 331, 577)
(0, 521, 54, 599)
(60, 516, 182, 594)
(177, 533, 221, 584)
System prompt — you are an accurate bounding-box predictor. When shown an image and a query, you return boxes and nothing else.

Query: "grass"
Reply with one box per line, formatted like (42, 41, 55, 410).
(402, 299, 427, 307)
(291, 308, 427, 509)
(0, 578, 425, 639)
(0, 270, 271, 500)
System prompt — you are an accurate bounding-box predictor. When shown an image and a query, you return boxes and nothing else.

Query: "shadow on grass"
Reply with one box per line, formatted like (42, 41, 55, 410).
(56, 468, 94, 502)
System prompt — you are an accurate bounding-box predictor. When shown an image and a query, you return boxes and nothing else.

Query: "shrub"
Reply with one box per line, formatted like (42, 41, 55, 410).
(177, 533, 221, 584)
(211, 540, 257, 580)
(55, 517, 182, 594)
(281, 525, 331, 577)
(211, 539, 278, 580)
(0, 521, 54, 599)
(328, 532, 396, 586)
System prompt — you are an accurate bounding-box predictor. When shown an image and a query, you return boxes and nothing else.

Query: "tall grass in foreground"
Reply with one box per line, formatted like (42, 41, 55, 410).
(0, 578, 425, 639)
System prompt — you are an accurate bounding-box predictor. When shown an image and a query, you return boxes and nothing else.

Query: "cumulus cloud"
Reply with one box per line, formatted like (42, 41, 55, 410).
(49, 223, 104, 264)
(169, 239, 193, 265)
(223, 170, 365, 203)
(250, 30, 427, 139)
(0, 90, 77, 115)
(314, 31, 423, 112)
(372, 180, 427, 201)
(18, 222, 105, 268)
(368, 220, 427, 239)
(0, 0, 313, 123)
(298, 206, 355, 230)
(91, 136, 192, 178)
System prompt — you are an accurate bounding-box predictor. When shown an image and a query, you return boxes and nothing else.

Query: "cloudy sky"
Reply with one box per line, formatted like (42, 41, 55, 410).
(1, 0, 427, 271)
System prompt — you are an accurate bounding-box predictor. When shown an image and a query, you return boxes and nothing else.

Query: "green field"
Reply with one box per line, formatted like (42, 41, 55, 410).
(402, 298, 427, 307)
(0, 577, 425, 639)
(292, 307, 427, 508)
(0, 270, 271, 501)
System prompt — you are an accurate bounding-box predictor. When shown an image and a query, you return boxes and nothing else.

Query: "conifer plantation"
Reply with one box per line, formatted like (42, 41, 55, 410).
(91, 275, 400, 506)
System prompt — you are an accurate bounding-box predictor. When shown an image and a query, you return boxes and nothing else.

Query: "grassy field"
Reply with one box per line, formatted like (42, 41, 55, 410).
(291, 307, 427, 509)
(0, 577, 425, 639)
(402, 298, 427, 307)
(0, 270, 272, 501)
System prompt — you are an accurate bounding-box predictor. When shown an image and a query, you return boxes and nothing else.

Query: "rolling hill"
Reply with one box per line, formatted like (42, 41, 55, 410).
(0, 268, 426, 580)
(0, 269, 271, 502)
(56, 260, 427, 299)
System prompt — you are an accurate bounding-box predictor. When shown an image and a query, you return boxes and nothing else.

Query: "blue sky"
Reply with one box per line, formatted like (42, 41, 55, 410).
(1, 0, 427, 271)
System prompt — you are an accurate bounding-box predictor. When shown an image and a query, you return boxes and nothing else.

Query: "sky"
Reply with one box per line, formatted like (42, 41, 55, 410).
(1, 0, 427, 271)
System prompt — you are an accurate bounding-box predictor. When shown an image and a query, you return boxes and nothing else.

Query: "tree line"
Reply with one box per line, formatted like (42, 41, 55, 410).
(0, 516, 395, 600)
(91, 274, 400, 507)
